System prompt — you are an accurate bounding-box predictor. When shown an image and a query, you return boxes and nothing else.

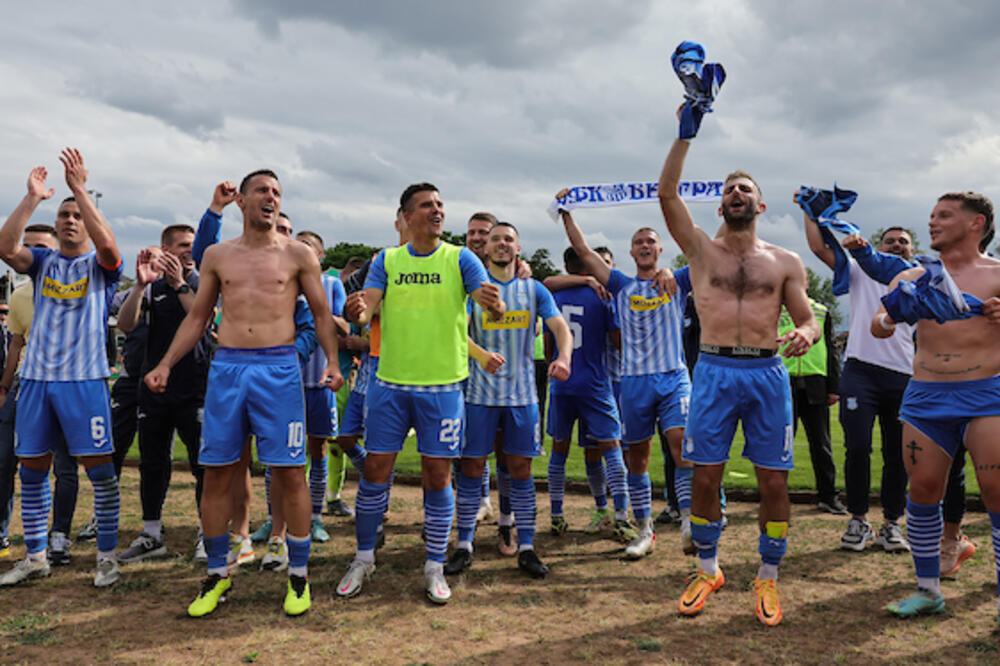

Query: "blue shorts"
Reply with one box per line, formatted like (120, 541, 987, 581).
(465, 404, 541, 458)
(683, 354, 793, 470)
(900, 376, 1000, 458)
(364, 381, 463, 458)
(305, 387, 338, 438)
(619, 370, 691, 444)
(200, 346, 307, 467)
(548, 390, 621, 445)
(15, 379, 113, 458)
(340, 390, 366, 437)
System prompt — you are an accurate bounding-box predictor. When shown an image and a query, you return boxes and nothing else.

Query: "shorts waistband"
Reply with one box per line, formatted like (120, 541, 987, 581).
(213, 345, 297, 364)
(700, 344, 776, 359)
(697, 352, 783, 369)
(907, 374, 1000, 392)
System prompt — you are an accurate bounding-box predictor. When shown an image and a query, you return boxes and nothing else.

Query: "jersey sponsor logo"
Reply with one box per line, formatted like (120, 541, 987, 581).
(629, 293, 669, 311)
(41, 275, 89, 300)
(483, 310, 530, 330)
(393, 271, 442, 285)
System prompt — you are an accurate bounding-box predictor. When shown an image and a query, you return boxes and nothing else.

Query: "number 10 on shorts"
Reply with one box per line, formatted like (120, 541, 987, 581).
(287, 421, 304, 449)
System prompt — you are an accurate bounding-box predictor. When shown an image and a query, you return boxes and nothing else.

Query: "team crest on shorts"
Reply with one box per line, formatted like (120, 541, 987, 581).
(846, 396, 858, 411)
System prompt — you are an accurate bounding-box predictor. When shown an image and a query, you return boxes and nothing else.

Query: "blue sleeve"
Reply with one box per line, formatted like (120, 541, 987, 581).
(330, 279, 347, 316)
(605, 300, 619, 332)
(606, 268, 628, 295)
(293, 298, 318, 366)
(674, 266, 692, 294)
(819, 226, 851, 296)
(363, 250, 388, 291)
(192, 209, 223, 268)
(466, 298, 474, 316)
(849, 244, 914, 285)
(534, 282, 560, 320)
(26, 247, 51, 279)
(458, 247, 488, 294)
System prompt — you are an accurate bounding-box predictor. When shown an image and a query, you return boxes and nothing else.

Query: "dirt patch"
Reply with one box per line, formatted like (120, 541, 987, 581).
(1, 468, 998, 664)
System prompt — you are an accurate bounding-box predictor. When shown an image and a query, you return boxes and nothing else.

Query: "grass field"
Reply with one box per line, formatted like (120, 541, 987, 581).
(2, 469, 998, 664)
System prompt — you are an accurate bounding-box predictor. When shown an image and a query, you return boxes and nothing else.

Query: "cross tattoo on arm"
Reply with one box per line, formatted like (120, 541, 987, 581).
(907, 440, 922, 466)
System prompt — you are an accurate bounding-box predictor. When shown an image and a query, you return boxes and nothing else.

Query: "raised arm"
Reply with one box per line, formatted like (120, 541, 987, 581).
(60, 149, 119, 268)
(192, 181, 237, 268)
(144, 248, 223, 392)
(555, 190, 611, 285)
(658, 138, 705, 261)
(870, 267, 922, 339)
(777, 255, 820, 356)
(800, 208, 836, 269)
(544, 273, 611, 300)
(842, 233, 913, 284)
(0, 167, 55, 273)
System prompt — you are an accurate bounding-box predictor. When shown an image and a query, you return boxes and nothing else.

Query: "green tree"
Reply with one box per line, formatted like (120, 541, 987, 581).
(440, 230, 466, 246)
(525, 248, 560, 280)
(671, 254, 689, 269)
(806, 267, 843, 327)
(322, 242, 380, 270)
(869, 226, 922, 255)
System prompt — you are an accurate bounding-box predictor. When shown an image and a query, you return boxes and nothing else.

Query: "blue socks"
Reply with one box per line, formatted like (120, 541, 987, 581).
(907, 496, 943, 582)
(585, 460, 607, 509)
(264, 466, 272, 518)
(286, 532, 311, 577)
(309, 455, 327, 518)
(989, 512, 1000, 601)
(19, 466, 50, 555)
(510, 477, 536, 549)
(424, 486, 454, 564)
(456, 472, 482, 545)
(481, 459, 491, 500)
(548, 451, 567, 517)
(628, 473, 651, 521)
(343, 443, 368, 473)
(691, 515, 724, 576)
(206, 533, 229, 577)
(86, 462, 119, 554)
(675, 466, 693, 513)
(497, 463, 511, 519)
(355, 479, 388, 553)
(602, 447, 629, 513)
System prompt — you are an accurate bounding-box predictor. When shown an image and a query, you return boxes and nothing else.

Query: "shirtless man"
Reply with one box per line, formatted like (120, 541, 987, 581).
(145, 169, 342, 618)
(871, 192, 1000, 621)
(658, 135, 818, 626)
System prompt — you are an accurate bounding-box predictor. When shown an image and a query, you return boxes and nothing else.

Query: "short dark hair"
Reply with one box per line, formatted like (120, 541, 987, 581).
(239, 169, 279, 194)
(938, 191, 995, 252)
(468, 212, 497, 227)
(59, 196, 76, 205)
(24, 224, 57, 238)
(491, 221, 518, 237)
(342, 256, 368, 274)
(399, 182, 439, 212)
(161, 224, 195, 246)
(278, 212, 289, 220)
(632, 227, 660, 241)
(594, 245, 613, 259)
(563, 246, 584, 275)
(297, 230, 324, 249)
(724, 170, 762, 197)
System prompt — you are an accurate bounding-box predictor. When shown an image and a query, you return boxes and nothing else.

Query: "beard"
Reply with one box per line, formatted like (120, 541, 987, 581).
(721, 204, 755, 231)
(490, 257, 512, 268)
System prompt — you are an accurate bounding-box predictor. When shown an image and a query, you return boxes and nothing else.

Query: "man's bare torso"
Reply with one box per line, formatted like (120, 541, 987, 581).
(690, 238, 795, 349)
(208, 234, 304, 349)
(913, 257, 1000, 381)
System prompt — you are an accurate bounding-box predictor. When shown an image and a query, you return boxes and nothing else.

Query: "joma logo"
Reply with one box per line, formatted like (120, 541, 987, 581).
(394, 272, 442, 285)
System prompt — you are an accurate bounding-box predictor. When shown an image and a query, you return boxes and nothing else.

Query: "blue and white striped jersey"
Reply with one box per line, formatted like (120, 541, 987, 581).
(466, 275, 559, 406)
(606, 268, 687, 377)
(605, 300, 623, 381)
(303, 274, 347, 388)
(352, 351, 374, 396)
(22, 248, 122, 381)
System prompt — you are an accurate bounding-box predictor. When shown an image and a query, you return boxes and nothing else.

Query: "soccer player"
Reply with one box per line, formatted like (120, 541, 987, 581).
(146, 168, 342, 617)
(116, 225, 209, 563)
(0, 151, 124, 588)
(557, 195, 691, 560)
(336, 182, 504, 604)
(876, 192, 1000, 621)
(659, 134, 818, 627)
(445, 222, 571, 579)
(543, 247, 632, 540)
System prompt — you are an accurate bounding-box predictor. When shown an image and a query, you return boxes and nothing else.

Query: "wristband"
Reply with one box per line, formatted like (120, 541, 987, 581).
(878, 313, 896, 331)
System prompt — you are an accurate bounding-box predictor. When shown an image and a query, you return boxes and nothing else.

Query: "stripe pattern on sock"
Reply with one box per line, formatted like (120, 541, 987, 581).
(309, 456, 327, 515)
(19, 467, 50, 554)
(602, 447, 629, 512)
(548, 451, 567, 516)
(424, 486, 455, 563)
(87, 463, 120, 552)
(355, 479, 387, 552)
(628, 472, 651, 521)
(675, 466, 693, 511)
(989, 511, 1000, 598)
(498, 464, 512, 517)
(510, 477, 536, 547)
(585, 460, 607, 509)
(907, 496, 943, 579)
(344, 444, 368, 473)
(456, 472, 481, 543)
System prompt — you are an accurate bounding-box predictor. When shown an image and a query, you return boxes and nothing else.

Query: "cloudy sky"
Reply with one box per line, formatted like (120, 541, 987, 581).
(2, 0, 998, 300)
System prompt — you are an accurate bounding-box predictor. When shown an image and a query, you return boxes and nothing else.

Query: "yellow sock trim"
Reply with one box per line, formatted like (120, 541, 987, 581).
(765, 521, 788, 539)
(690, 515, 710, 526)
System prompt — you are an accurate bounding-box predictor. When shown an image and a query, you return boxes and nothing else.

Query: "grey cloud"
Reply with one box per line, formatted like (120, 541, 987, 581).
(234, 0, 652, 69)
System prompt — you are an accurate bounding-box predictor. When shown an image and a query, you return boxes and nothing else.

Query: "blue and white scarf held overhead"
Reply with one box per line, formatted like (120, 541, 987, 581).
(547, 180, 723, 222)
